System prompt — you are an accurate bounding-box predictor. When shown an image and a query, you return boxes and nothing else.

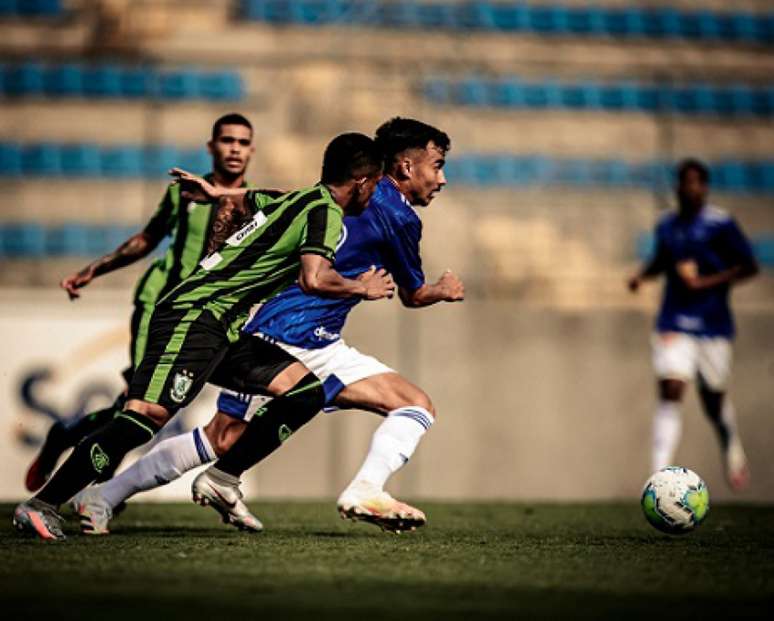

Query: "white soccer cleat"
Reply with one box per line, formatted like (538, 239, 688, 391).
(13, 498, 66, 541)
(73, 487, 113, 535)
(191, 468, 263, 533)
(725, 438, 750, 491)
(337, 480, 426, 534)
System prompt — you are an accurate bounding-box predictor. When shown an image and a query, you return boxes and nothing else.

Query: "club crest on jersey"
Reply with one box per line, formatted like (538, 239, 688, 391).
(170, 370, 194, 403)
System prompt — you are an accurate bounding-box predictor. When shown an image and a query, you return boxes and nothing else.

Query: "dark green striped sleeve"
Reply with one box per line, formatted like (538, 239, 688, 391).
(299, 204, 343, 263)
(143, 184, 179, 240)
(247, 189, 287, 213)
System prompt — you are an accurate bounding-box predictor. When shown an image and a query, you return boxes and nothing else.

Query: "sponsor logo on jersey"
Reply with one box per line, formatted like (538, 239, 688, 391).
(170, 370, 195, 404)
(226, 212, 268, 246)
(313, 326, 340, 341)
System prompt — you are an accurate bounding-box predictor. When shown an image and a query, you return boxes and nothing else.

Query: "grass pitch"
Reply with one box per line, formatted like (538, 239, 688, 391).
(3, 501, 773, 619)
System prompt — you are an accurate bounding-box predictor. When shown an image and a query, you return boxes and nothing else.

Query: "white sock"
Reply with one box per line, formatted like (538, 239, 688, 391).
(100, 427, 216, 509)
(348, 406, 434, 491)
(652, 401, 682, 472)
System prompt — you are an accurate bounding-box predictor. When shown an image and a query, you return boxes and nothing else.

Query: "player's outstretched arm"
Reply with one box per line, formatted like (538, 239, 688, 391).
(298, 255, 395, 300)
(60, 231, 159, 300)
(399, 269, 465, 308)
(169, 168, 250, 203)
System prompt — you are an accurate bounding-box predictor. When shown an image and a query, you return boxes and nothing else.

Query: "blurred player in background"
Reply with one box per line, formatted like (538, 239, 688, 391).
(24, 113, 271, 492)
(628, 158, 759, 490)
(14, 132, 392, 540)
(76, 118, 463, 535)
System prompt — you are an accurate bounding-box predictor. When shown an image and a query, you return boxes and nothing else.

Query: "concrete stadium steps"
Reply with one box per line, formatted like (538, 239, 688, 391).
(0, 99, 285, 145)
(1, 179, 156, 221)
(147, 23, 774, 81)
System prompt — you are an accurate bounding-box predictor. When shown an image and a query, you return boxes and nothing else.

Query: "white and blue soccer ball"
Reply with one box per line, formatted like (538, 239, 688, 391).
(640, 467, 710, 535)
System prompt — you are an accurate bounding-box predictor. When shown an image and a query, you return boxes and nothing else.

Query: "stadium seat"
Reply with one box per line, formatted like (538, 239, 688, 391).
(0, 143, 22, 176)
(43, 63, 83, 96)
(0, 223, 47, 258)
(120, 67, 152, 98)
(199, 71, 244, 101)
(22, 143, 61, 176)
(3, 62, 45, 96)
(59, 144, 101, 177)
(82, 65, 123, 98)
(101, 146, 144, 178)
(158, 68, 200, 100)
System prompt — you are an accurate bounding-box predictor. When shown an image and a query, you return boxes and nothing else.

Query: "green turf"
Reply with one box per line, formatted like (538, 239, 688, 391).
(3, 502, 773, 619)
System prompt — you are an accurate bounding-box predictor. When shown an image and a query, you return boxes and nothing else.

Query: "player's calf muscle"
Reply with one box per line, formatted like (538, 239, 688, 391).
(204, 412, 247, 457)
(124, 400, 172, 426)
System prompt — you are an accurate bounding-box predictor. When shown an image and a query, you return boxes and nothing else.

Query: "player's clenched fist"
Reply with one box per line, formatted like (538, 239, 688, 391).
(437, 269, 464, 301)
(357, 266, 395, 300)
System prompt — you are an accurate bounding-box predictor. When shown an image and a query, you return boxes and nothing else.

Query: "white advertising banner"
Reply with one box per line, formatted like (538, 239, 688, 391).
(0, 289, 216, 502)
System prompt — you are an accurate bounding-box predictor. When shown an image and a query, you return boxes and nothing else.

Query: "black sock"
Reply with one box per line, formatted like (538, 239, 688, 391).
(35, 395, 125, 472)
(36, 410, 159, 507)
(215, 373, 324, 478)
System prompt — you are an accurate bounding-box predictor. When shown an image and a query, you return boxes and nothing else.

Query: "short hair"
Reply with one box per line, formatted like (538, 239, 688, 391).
(374, 117, 451, 169)
(321, 133, 383, 184)
(677, 158, 710, 184)
(211, 113, 253, 141)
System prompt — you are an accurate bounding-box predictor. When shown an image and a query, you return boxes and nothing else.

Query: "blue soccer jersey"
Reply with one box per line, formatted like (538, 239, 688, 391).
(652, 205, 755, 338)
(242, 177, 426, 348)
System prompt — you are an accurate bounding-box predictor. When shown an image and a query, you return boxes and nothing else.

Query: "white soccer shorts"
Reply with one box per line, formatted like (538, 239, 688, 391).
(651, 332, 733, 391)
(217, 337, 394, 421)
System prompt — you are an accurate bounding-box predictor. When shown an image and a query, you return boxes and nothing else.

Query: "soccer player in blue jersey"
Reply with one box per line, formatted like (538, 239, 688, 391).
(76, 118, 463, 534)
(628, 159, 759, 490)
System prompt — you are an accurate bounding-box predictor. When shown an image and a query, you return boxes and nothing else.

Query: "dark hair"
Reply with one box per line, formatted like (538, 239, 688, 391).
(677, 158, 710, 184)
(321, 133, 383, 184)
(211, 113, 253, 140)
(374, 117, 451, 170)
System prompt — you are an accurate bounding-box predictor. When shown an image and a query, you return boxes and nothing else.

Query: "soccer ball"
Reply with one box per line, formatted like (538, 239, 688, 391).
(640, 467, 710, 534)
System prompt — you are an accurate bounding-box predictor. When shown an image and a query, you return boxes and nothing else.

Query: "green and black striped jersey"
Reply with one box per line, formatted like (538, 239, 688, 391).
(132, 174, 274, 306)
(159, 183, 343, 341)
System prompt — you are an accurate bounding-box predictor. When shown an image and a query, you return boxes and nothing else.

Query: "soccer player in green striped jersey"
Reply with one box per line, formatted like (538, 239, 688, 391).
(24, 113, 278, 492)
(15, 133, 394, 540)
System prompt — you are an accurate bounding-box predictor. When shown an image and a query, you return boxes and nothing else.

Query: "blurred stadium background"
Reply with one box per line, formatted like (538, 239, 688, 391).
(1, 0, 772, 504)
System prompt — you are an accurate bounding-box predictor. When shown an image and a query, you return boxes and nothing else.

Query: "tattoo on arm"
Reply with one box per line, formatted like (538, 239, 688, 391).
(90, 233, 154, 277)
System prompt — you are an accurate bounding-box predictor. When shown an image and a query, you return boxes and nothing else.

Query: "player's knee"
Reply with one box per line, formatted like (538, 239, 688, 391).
(393, 388, 435, 419)
(125, 400, 171, 428)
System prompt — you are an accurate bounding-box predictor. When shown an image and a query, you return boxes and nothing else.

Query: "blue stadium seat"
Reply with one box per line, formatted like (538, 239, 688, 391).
(753, 236, 774, 267)
(0, 0, 62, 16)
(3, 62, 45, 96)
(60, 144, 100, 177)
(456, 1, 495, 30)
(489, 80, 523, 107)
(0, 143, 22, 176)
(158, 68, 199, 100)
(490, 4, 527, 32)
(43, 63, 83, 96)
(527, 6, 568, 35)
(101, 146, 143, 177)
(120, 67, 152, 98)
(199, 71, 244, 101)
(82, 65, 123, 98)
(0, 223, 46, 258)
(22, 143, 61, 175)
(178, 149, 211, 174)
(455, 78, 488, 106)
(559, 82, 600, 109)
(416, 2, 455, 29)
(423, 78, 450, 104)
(46, 223, 90, 256)
(144, 146, 181, 177)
